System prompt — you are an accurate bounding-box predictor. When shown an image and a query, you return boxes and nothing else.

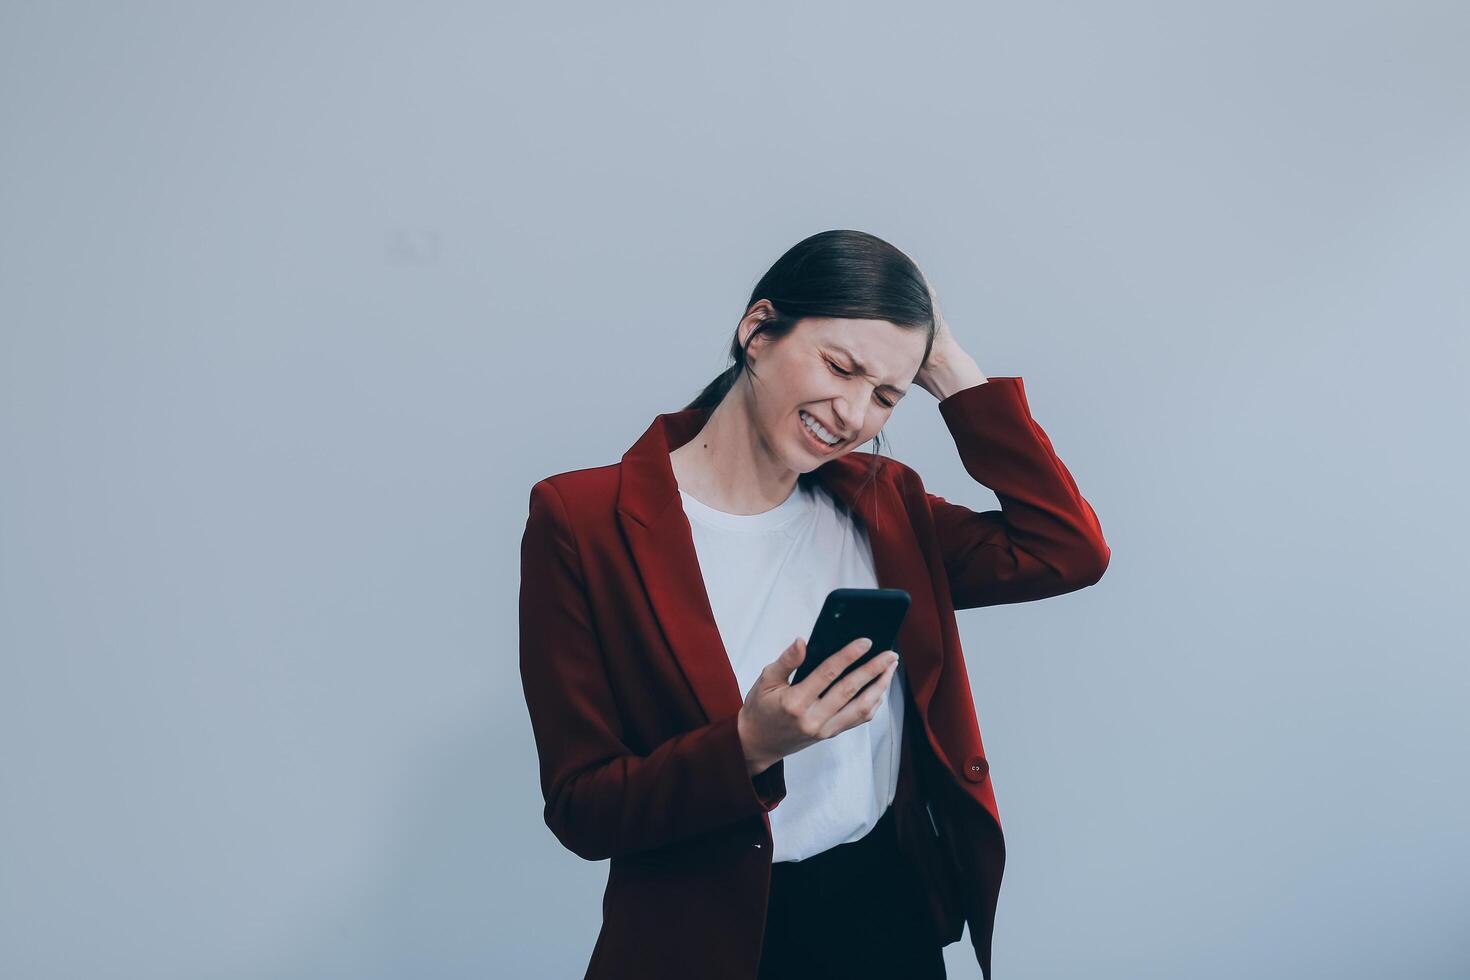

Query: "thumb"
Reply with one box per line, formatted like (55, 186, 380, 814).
(767, 637, 803, 672)
(778, 637, 804, 684)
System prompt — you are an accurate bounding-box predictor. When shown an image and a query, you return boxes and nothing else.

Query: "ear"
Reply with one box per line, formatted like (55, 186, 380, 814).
(739, 299, 779, 360)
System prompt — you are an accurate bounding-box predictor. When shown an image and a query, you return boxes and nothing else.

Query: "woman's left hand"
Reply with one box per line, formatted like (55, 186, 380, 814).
(913, 273, 985, 399)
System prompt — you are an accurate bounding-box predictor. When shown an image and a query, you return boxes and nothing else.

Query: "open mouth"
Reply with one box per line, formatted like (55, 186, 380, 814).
(798, 409, 844, 454)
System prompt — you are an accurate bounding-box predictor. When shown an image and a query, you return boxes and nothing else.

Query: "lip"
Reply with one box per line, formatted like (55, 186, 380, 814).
(798, 410, 845, 454)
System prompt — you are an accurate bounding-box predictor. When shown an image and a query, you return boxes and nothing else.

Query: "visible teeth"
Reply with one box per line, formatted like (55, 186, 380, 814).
(800, 410, 841, 446)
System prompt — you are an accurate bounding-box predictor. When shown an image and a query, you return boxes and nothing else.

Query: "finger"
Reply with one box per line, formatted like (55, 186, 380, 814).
(795, 637, 879, 704)
(790, 640, 859, 703)
(818, 659, 899, 738)
(817, 637, 873, 685)
(761, 637, 805, 684)
(818, 650, 898, 710)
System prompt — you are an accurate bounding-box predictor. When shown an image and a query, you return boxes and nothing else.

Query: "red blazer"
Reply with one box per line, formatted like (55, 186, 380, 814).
(519, 377, 1110, 980)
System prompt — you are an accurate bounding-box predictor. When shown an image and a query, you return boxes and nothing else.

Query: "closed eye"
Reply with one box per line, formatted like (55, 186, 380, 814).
(826, 359, 894, 409)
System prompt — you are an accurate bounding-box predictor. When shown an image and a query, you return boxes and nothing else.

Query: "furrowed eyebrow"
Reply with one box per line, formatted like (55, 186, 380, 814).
(828, 344, 908, 396)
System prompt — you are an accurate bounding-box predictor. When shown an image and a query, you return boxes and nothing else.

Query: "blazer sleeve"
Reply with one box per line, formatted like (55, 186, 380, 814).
(518, 478, 787, 862)
(923, 376, 1111, 609)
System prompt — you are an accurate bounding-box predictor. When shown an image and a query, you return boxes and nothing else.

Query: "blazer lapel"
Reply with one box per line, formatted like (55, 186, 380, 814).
(616, 405, 942, 726)
(813, 454, 944, 721)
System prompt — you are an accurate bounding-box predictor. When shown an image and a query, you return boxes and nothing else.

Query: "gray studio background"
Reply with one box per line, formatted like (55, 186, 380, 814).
(2, 2, 1466, 978)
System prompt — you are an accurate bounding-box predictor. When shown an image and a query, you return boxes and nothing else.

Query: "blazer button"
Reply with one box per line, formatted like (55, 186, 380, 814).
(963, 756, 989, 782)
(753, 842, 764, 849)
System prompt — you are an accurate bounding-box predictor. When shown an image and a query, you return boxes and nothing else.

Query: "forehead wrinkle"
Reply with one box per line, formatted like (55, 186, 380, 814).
(826, 342, 909, 395)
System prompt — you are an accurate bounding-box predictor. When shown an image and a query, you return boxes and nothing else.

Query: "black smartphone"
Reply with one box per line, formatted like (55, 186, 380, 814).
(791, 588, 911, 694)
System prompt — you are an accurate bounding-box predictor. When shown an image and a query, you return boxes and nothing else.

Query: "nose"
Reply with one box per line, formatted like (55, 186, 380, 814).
(832, 395, 867, 437)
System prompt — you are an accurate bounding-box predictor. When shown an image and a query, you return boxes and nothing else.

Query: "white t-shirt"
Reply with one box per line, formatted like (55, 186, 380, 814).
(677, 478, 905, 863)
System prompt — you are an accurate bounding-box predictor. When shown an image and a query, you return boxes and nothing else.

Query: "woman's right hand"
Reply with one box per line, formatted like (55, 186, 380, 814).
(736, 637, 900, 776)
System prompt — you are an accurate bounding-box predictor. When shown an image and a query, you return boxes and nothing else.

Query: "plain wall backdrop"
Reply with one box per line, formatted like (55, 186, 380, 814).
(2, 2, 1466, 978)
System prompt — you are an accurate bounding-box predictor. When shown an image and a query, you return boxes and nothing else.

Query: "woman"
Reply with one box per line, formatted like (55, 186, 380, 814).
(519, 230, 1110, 980)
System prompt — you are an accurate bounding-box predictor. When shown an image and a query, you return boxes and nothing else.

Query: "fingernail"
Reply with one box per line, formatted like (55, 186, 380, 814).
(859, 638, 873, 650)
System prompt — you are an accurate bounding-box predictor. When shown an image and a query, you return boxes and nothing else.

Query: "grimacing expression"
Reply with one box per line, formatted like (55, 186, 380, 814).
(746, 316, 930, 471)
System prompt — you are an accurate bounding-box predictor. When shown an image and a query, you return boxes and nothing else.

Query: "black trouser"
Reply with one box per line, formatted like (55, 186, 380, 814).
(757, 803, 948, 979)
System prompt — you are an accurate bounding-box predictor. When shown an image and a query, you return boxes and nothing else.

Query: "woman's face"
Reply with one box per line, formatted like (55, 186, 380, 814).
(741, 311, 930, 472)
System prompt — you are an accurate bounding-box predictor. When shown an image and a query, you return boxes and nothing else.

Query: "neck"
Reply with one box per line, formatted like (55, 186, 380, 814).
(670, 388, 801, 515)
